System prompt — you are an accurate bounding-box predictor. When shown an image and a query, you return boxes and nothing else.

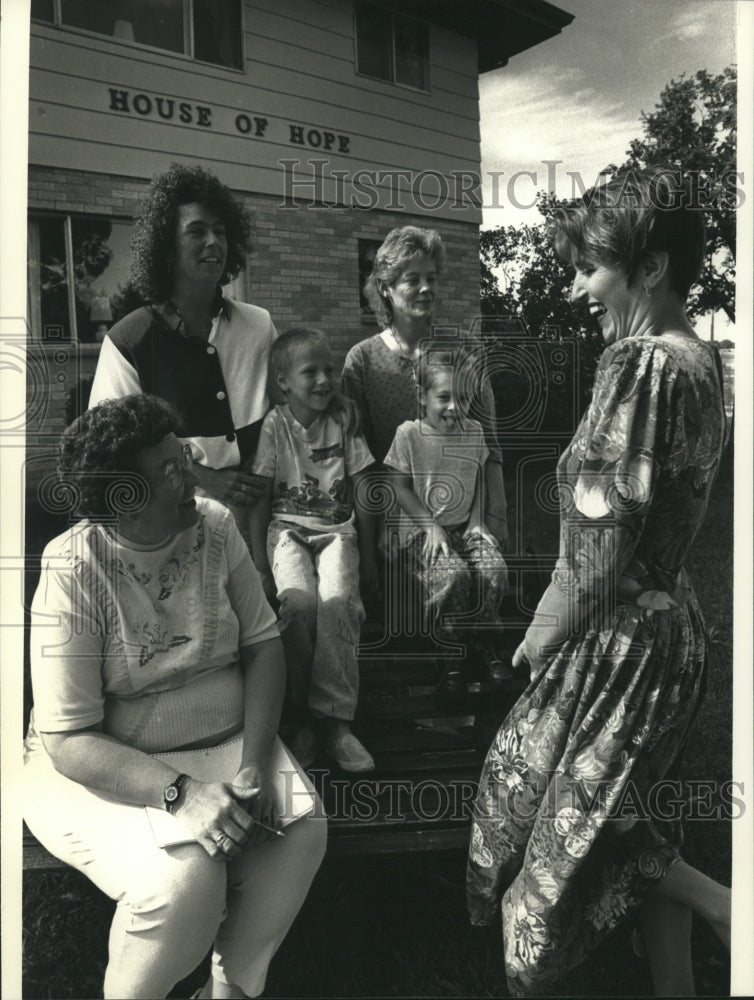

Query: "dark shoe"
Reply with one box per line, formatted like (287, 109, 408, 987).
(289, 724, 318, 769)
(477, 644, 514, 683)
(437, 658, 465, 694)
(487, 658, 514, 683)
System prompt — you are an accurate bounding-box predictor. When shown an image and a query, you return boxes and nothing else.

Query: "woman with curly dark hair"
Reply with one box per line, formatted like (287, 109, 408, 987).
(24, 394, 325, 999)
(89, 164, 276, 527)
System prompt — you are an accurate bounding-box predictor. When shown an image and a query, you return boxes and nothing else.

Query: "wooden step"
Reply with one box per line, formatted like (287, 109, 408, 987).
(356, 680, 525, 723)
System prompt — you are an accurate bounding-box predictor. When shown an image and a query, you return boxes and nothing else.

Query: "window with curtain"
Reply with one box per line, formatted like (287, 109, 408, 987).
(355, 2, 429, 91)
(27, 215, 133, 343)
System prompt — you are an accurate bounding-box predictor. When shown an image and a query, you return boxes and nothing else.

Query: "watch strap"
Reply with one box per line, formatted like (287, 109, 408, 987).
(164, 773, 190, 814)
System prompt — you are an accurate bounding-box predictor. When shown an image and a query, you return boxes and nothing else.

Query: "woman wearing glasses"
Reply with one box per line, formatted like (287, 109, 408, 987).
(23, 394, 326, 1000)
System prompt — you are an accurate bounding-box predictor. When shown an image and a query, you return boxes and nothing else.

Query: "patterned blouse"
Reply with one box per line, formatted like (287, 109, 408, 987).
(27, 498, 279, 754)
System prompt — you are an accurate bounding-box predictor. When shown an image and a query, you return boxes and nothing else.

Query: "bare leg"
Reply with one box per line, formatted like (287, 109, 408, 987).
(211, 981, 248, 999)
(657, 860, 731, 950)
(192, 978, 248, 999)
(638, 896, 695, 997)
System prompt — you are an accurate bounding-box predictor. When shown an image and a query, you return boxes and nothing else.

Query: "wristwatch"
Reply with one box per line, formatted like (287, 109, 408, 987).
(163, 773, 189, 814)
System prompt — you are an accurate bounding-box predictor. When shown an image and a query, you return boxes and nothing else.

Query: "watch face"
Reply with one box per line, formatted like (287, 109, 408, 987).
(165, 785, 179, 802)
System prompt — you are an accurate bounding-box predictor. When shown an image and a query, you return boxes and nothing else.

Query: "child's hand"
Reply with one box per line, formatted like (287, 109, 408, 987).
(424, 524, 451, 561)
(469, 521, 498, 547)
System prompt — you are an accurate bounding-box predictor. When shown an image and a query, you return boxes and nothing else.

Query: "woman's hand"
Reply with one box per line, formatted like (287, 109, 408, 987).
(231, 764, 280, 845)
(512, 638, 548, 683)
(173, 777, 256, 860)
(424, 523, 451, 561)
(197, 465, 268, 508)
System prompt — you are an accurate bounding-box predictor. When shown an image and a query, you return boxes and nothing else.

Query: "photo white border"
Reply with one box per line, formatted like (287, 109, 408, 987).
(1, 2, 752, 997)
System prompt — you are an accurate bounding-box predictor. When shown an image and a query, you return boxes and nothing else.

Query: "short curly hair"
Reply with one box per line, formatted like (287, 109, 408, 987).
(364, 226, 446, 326)
(130, 164, 254, 302)
(58, 395, 177, 520)
(549, 167, 706, 300)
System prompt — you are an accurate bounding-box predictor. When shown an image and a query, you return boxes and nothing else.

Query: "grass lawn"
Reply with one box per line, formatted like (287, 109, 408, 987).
(21, 444, 734, 999)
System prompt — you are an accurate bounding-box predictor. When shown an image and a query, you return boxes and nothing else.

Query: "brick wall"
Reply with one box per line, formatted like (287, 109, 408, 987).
(28, 166, 146, 219)
(241, 194, 482, 371)
(25, 165, 481, 521)
(28, 164, 482, 369)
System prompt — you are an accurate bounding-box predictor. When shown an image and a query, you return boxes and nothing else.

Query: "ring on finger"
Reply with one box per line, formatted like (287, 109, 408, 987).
(215, 832, 226, 848)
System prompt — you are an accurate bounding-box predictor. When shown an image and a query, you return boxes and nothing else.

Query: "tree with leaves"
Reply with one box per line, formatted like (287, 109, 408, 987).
(481, 65, 738, 337)
(619, 66, 737, 320)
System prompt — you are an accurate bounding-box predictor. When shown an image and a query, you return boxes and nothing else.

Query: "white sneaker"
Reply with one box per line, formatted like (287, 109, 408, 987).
(325, 732, 375, 773)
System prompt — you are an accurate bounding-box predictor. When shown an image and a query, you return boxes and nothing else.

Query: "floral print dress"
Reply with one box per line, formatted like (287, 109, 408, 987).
(466, 334, 728, 995)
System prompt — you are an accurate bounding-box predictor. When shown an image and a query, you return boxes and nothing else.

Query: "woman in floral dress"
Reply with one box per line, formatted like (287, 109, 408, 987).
(467, 168, 731, 996)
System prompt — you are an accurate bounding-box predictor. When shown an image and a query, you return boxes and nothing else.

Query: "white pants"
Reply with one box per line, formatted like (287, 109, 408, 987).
(24, 752, 327, 999)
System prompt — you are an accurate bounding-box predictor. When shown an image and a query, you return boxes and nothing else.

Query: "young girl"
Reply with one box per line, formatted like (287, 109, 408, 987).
(249, 327, 376, 772)
(341, 226, 509, 556)
(384, 347, 509, 688)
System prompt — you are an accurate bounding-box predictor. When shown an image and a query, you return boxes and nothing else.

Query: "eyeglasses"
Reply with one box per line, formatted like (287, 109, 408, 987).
(161, 444, 194, 491)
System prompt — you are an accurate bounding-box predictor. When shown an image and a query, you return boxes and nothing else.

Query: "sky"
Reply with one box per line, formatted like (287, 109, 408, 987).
(478, 0, 741, 341)
(479, 0, 738, 229)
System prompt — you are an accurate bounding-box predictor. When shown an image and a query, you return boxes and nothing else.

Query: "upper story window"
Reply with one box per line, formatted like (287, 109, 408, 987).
(355, 2, 429, 91)
(31, 0, 243, 71)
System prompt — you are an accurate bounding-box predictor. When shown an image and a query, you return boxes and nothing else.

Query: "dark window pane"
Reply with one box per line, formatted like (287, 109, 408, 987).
(61, 0, 184, 54)
(33, 218, 71, 341)
(31, 0, 54, 22)
(193, 0, 243, 68)
(394, 16, 428, 90)
(356, 2, 392, 82)
(358, 239, 382, 316)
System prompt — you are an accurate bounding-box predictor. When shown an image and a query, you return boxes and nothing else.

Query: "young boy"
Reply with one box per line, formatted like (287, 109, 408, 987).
(249, 327, 377, 772)
(384, 347, 509, 690)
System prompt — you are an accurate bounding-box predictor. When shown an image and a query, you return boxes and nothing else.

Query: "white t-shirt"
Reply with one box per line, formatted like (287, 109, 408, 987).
(384, 417, 489, 540)
(251, 405, 374, 534)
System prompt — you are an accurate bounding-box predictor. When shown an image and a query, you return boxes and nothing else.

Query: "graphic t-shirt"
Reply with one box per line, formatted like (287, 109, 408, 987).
(251, 405, 374, 533)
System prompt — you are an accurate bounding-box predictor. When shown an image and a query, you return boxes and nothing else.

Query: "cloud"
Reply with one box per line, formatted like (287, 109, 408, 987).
(478, 0, 738, 228)
(480, 69, 634, 194)
(654, 1, 720, 44)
